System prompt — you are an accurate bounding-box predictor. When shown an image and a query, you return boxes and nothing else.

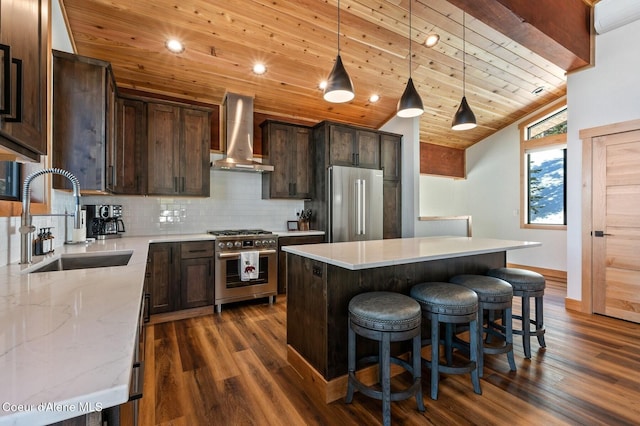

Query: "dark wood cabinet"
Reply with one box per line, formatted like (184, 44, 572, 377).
(52, 50, 115, 192)
(107, 97, 146, 194)
(145, 241, 214, 315)
(147, 102, 210, 196)
(324, 123, 380, 169)
(179, 241, 214, 309)
(145, 243, 178, 315)
(381, 133, 402, 239)
(0, 0, 48, 160)
(261, 120, 312, 199)
(277, 234, 325, 294)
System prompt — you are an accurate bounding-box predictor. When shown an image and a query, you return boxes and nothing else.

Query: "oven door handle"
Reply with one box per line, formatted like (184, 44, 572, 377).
(218, 249, 276, 259)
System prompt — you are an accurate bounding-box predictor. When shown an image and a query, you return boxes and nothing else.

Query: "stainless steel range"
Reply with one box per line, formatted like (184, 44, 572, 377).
(208, 229, 278, 313)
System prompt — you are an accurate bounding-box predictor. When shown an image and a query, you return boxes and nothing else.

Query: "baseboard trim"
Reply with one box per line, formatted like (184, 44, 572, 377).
(564, 297, 585, 313)
(287, 345, 407, 404)
(148, 305, 213, 325)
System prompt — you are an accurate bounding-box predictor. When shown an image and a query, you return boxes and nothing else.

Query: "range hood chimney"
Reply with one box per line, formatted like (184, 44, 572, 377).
(212, 93, 273, 172)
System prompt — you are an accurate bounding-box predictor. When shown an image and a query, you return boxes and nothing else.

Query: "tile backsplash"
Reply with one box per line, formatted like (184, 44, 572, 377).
(0, 170, 304, 267)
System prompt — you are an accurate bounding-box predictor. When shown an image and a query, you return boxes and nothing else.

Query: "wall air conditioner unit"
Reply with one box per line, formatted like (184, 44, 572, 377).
(594, 0, 640, 34)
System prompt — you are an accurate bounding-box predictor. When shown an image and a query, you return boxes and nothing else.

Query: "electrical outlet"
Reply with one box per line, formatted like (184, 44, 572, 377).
(295, 208, 302, 217)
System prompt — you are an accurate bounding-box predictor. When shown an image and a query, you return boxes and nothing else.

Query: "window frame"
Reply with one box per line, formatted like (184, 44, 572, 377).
(519, 104, 567, 230)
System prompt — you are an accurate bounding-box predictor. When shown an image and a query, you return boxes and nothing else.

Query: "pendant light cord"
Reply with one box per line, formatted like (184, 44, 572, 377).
(409, 0, 412, 75)
(337, 0, 341, 54)
(462, 12, 466, 96)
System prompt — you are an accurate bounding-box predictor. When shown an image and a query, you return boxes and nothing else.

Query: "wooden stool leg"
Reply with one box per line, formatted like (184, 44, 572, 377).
(505, 306, 516, 371)
(469, 314, 482, 395)
(430, 314, 440, 400)
(521, 295, 532, 358)
(412, 334, 425, 412)
(345, 324, 356, 403)
(535, 296, 546, 347)
(381, 332, 391, 426)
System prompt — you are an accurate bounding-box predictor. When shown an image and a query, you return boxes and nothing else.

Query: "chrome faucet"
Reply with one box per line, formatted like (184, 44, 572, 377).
(20, 168, 82, 264)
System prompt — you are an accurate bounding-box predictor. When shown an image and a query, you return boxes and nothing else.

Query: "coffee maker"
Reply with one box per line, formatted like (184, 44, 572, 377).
(84, 204, 126, 239)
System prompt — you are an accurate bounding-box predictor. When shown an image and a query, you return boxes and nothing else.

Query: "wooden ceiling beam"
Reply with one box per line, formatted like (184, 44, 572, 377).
(447, 0, 592, 72)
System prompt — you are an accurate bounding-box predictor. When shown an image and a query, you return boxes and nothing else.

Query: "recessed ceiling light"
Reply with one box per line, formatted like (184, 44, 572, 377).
(424, 33, 440, 48)
(165, 39, 185, 53)
(253, 63, 267, 75)
(532, 86, 545, 95)
(369, 94, 380, 103)
(319, 81, 327, 90)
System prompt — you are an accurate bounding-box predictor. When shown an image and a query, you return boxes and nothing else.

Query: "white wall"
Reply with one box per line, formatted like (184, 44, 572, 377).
(415, 115, 567, 270)
(565, 19, 640, 300)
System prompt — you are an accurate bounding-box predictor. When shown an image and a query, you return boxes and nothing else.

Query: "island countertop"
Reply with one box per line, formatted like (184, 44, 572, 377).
(282, 236, 541, 270)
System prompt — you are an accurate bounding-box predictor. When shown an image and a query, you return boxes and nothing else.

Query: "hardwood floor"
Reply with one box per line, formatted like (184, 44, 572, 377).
(140, 281, 640, 425)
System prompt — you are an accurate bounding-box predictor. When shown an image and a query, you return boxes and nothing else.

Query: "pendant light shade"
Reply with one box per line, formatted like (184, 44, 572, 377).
(324, 0, 354, 103)
(324, 55, 355, 103)
(397, 0, 424, 118)
(397, 77, 423, 118)
(452, 12, 477, 131)
(451, 96, 477, 130)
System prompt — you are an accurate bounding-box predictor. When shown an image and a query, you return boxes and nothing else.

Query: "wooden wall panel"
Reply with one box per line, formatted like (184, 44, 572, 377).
(420, 142, 466, 178)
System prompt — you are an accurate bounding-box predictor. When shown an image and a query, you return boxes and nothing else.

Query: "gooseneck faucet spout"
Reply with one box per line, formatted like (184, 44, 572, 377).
(20, 168, 82, 264)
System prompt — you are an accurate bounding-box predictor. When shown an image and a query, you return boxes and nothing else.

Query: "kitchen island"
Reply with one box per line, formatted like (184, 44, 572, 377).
(282, 236, 541, 404)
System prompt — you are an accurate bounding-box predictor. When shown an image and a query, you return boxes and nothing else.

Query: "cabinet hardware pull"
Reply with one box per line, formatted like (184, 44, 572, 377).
(173, 176, 178, 192)
(181, 176, 185, 192)
(144, 293, 151, 323)
(189, 249, 207, 253)
(4, 57, 23, 123)
(108, 165, 114, 186)
(0, 44, 10, 115)
(128, 361, 144, 401)
(356, 153, 360, 166)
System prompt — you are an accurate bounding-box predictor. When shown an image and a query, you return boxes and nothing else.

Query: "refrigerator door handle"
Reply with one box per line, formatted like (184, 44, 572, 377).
(361, 179, 366, 235)
(355, 179, 361, 235)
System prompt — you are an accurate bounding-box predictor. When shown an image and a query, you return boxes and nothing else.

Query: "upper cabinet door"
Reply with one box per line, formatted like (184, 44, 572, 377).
(180, 107, 210, 197)
(110, 97, 147, 194)
(147, 103, 181, 195)
(291, 126, 312, 198)
(52, 51, 111, 192)
(355, 130, 380, 169)
(328, 125, 357, 167)
(380, 134, 401, 181)
(0, 0, 48, 159)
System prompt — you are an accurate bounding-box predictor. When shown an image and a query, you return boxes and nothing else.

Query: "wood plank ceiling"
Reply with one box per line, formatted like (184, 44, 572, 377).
(60, 0, 594, 150)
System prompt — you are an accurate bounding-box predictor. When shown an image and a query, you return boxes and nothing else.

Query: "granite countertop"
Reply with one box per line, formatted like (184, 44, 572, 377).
(0, 230, 324, 425)
(282, 236, 541, 270)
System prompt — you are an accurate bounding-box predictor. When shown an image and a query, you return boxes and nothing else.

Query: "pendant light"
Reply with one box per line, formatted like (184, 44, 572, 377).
(397, 0, 424, 118)
(452, 12, 477, 131)
(324, 0, 354, 103)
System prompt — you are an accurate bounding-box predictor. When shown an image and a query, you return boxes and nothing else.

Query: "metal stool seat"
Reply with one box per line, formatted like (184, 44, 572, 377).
(345, 291, 425, 426)
(450, 274, 516, 376)
(410, 282, 482, 400)
(487, 268, 546, 358)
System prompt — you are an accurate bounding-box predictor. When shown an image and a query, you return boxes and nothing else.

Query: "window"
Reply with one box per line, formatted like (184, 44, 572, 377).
(520, 105, 567, 229)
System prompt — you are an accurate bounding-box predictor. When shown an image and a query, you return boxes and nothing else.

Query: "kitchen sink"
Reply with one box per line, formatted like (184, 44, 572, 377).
(26, 251, 133, 273)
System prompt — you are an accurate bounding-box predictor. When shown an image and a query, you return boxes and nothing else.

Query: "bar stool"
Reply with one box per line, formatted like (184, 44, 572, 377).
(487, 268, 546, 358)
(345, 292, 425, 426)
(449, 274, 516, 376)
(409, 282, 482, 400)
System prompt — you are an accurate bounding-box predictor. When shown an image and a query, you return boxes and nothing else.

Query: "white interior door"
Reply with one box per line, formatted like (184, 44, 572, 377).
(592, 129, 640, 323)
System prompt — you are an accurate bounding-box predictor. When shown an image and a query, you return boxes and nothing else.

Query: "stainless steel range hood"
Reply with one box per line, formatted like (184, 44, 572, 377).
(212, 93, 274, 172)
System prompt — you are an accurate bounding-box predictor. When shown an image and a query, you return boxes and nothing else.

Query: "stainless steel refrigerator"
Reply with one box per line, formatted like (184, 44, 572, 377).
(328, 165, 383, 242)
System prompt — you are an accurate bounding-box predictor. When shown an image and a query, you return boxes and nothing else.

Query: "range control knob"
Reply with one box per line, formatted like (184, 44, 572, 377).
(234, 241, 242, 248)
(226, 242, 234, 248)
(255, 240, 262, 247)
(218, 242, 225, 249)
